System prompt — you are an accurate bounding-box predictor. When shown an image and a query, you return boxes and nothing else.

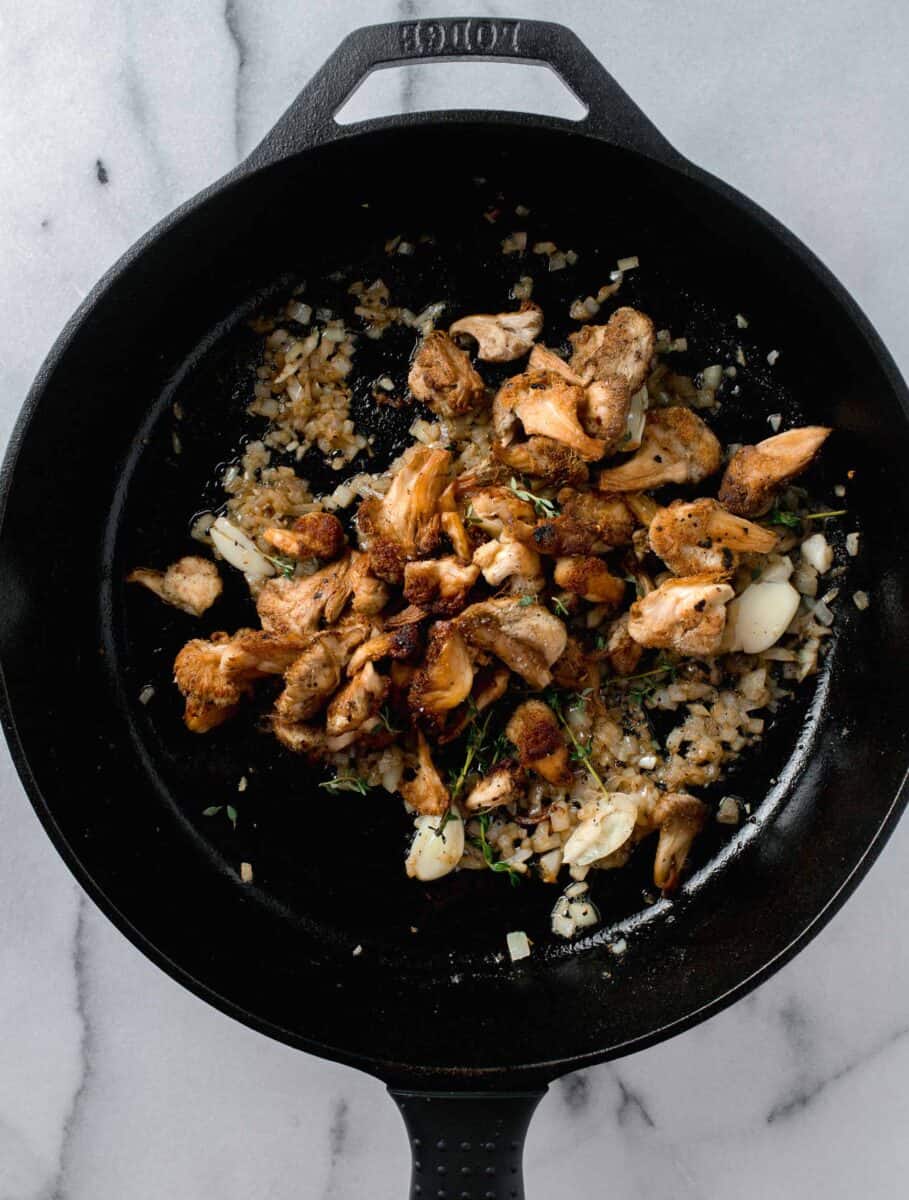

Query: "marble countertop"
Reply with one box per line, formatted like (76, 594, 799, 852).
(2, 2, 909, 1196)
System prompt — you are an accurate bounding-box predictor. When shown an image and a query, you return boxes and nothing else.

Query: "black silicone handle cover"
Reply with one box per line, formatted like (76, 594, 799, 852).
(246, 17, 681, 167)
(389, 1089, 546, 1200)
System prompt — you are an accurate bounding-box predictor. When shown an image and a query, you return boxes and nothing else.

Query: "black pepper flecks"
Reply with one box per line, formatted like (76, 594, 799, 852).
(95, 158, 109, 185)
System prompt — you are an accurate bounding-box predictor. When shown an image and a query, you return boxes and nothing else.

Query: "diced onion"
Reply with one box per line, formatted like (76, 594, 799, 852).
(506, 930, 531, 961)
(701, 364, 723, 390)
(853, 590, 870, 611)
(800, 533, 833, 574)
(716, 797, 740, 825)
(736, 313, 749, 328)
(846, 532, 860, 557)
(617, 255, 639, 271)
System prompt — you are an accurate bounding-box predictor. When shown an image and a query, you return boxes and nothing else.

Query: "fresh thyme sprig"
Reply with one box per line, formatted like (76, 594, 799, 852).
(373, 705, 401, 735)
(319, 772, 370, 796)
(804, 509, 847, 520)
(545, 688, 610, 798)
(264, 552, 297, 578)
(473, 812, 522, 886)
(507, 476, 559, 519)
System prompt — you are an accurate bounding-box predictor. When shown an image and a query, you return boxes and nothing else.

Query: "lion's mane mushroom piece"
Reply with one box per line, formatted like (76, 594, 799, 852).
(628, 573, 735, 657)
(449, 301, 544, 362)
(598, 408, 722, 492)
(652, 793, 708, 891)
(719, 426, 832, 517)
(506, 699, 573, 786)
(408, 330, 486, 417)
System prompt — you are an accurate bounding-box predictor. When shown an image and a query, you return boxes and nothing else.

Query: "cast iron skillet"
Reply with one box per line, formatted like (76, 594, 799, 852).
(2, 18, 909, 1197)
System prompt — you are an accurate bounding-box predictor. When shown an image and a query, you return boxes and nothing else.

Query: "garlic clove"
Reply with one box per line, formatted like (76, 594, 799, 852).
(405, 812, 464, 882)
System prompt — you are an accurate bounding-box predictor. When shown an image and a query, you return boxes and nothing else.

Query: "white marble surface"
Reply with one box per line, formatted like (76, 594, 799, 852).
(2, 2, 909, 1196)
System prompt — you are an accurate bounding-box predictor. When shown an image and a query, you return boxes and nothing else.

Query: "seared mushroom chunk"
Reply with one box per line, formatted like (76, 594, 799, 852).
(325, 661, 389, 740)
(408, 330, 485, 417)
(275, 624, 369, 723)
(569, 307, 656, 448)
(554, 556, 626, 608)
(346, 621, 423, 676)
(449, 301, 543, 362)
(493, 436, 589, 488)
(128, 556, 222, 617)
(400, 731, 451, 817)
(263, 512, 345, 561)
(457, 597, 568, 690)
(628, 573, 734, 657)
(356, 446, 451, 582)
(493, 369, 606, 462)
(403, 556, 479, 616)
(719, 426, 832, 517)
(649, 498, 778, 576)
(175, 629, 305, 732)
(652, 793, 708, 891)
(257, 551, 386, 637)
(409, 622, 475, 729)
(461, 485, 536, 540)
(603, 613, 643, 676)
(506, 700, 573, 786)
(598, 408, 722, 492)
(472, 537, 543, 593)
(464, 760, 526, 812)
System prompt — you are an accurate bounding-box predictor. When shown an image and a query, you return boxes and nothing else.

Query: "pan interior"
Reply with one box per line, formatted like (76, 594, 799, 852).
(4, 123, 907, 1077)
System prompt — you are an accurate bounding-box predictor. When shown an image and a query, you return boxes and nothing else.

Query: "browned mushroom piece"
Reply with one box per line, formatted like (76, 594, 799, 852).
(649, 497, 778, 576)
(652, 793, 708, 891)
(457, 597, 568, 690)
(569, 307, 656, 448)
(325, 661, 389, 741)
(532, 489, 634, 558)
(506, 700, 573, 786)
(492, 436, 590, 488)
(460, 485, 536, 540)
(603, 613, 644, 676)
(718, 426, 833, 517)
(553, 556, 626, 608)
(257, 551, 387, 636)
(274, 623, 371, 723)
(464, 759, 526, 812)
(403, 556, 480, 616)
(493, 369, 606, 462)
(598, 408, 722, 492)
(550, 637, 600, 692)
(628, 573, 734, 657)
(128, 556, 222, 617)
(408, 622, 475, 729)
(356, 446, 452, 583)
(472, 536, 544, 593)
(407, 330, 486, 417)
(175, 629, 306, 732)
(263, 511, 346, 561)
(346, 621, 423, 676)
(528, 344, 584, 383)
(449, 301, 543, 362)
(399, 732, 451, 817)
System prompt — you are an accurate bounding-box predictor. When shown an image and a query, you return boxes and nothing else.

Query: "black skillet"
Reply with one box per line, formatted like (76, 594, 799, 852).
(2, 18, 908, 1198)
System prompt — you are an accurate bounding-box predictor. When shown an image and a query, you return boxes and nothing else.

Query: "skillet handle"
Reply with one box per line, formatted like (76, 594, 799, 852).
(389, 1087, 546, 1200)
(245, 18, 681, 167)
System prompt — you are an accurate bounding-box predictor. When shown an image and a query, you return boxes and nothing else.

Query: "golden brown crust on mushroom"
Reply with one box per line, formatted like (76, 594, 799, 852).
(506, 700, 573, 786)
(718, 426, 832, 517)
(464, 759, 526, 811)
(257, 551, 386, 637)
(403, 556, 480, 616)
(400, 732, 451, 816)
(356, 446, 451, 582)
(493, 369, 606, 462)
(570, 307, 656, 449)
(408, 622, 475, 729)
(408, 331, 486, 417)
(604, 613, 644, 676)
(274, 624, 369, 723)
(551, 637, 600, 692)
(628, 573, 734, 657)
(553, 556, 626, 608)
(457, 598, 567, 690)
(263, 512, 346, 561)
(649, 497, 778, 576)
(493, 436, 590, 487)
(598, 408, 722, 492)
(652, 793, 708, 891)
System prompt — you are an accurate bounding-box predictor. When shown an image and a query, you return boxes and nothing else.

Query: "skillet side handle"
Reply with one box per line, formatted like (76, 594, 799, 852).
(244, 18, 682, 169)
(389, 1088, 546, 1200)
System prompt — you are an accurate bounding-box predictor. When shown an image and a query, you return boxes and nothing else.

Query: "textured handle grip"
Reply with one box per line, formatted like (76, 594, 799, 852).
(244, 18, 681, 167)
(389, 1088, 546, 1200)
